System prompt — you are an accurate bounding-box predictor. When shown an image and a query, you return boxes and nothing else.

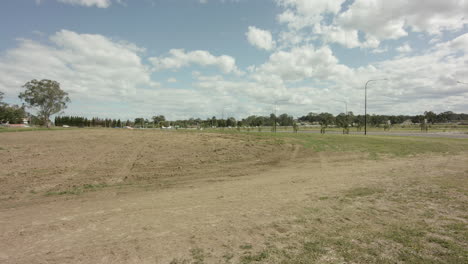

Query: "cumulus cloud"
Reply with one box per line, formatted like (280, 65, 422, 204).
(246, 26, 276, 51)
(252, 45, 352, 82)
(339, 0, 468, 38)
(57, 0, 112, 8)
(275, 0, 468, 49)
(149, 49, 242, 75)
(276, 0, 346, 30)
(0, 30, 158, 102)
(396, 43, 412, 53)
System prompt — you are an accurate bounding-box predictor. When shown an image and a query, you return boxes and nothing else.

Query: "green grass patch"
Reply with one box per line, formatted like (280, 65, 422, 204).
(345, 187, 385, 198)
(240, 250, 269, 263)
(204, 130, 468, 157)
(239, 244, 253, 250)
(44, 183, 109, 196)
(190, 248, 205, 264)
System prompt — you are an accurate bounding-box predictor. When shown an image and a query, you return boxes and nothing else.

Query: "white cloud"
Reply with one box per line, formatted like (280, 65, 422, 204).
(57, 0, 112, 8)
(336, 0, 468, 47)
(149, 49, 242, 75)
(276, 0, 346, 30)
(246, 26, 276, 51)
(253, 45, 352, 82)
(441, 33, 468, 53)
(396, 43, 412, 53)
(371, 46, 388, 54)
(167, 77, 177, 83)
(275, 0, 468, 49)
(0, 30, 157, 103)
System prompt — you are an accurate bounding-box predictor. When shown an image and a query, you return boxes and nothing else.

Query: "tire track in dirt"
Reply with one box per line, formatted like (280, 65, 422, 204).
(111, 133, 151, 184)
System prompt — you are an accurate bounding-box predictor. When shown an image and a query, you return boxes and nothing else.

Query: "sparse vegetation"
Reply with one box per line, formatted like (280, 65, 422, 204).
(1, 129, 466, 263)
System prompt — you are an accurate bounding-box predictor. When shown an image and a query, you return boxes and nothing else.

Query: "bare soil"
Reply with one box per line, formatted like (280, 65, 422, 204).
(0, 129, 467, 263)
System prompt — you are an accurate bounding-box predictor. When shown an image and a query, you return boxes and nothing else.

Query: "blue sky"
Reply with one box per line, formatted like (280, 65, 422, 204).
(1, 0, 467, 120)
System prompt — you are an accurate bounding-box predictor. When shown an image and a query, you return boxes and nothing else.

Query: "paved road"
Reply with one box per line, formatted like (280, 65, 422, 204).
(279, 130, 468, 139)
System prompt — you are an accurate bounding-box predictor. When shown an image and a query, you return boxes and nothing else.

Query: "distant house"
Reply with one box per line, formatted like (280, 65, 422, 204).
(401, 119, 413, 125)
(8, 124, 28, 128)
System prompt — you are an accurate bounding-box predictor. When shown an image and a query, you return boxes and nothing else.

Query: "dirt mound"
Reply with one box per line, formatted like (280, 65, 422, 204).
(0, 130, 296, 201)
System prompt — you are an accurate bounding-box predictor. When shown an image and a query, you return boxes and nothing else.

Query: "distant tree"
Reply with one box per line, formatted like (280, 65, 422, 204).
(424, 111, 437, 124)
(411, 115, 424, 124)
(19, 79, 70, 127)
(335, 113, 351, 134)
(278, 113, 294, 126)
(226, 117, 236, 127)
(299, 112, 319, 123)
(0, 103, 27, 124)
(210, 116, 217, 127)
(134, 118, 144, 128)
(152, 115, 165, 127)
(318, 112, 334, 134)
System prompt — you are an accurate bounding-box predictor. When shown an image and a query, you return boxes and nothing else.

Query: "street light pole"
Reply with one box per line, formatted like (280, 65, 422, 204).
(333, 99, 348, 115)
(365, 79, 387, 135)
(273, 100, 287, 133)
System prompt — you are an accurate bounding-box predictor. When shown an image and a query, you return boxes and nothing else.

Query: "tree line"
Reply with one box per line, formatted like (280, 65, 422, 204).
(298, 111, 468, 127)
(54, 116, 134, 128)
(1, 79, 467, 128)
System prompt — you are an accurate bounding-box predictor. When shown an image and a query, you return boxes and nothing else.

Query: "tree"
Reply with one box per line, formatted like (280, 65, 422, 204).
(134, 118, 144, 128)
(335, 113, 351, 134)
(278, 113, 294, 126)
(318, 112, 334, 134)
(152, 115, 166, 127)
(0, 103, 27, 124)
(18, 79, 70, 127)
(424, 111, 437, 124)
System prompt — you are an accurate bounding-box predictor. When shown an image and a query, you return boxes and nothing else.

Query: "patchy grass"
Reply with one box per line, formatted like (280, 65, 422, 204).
(240, 250, 269, 263)
(0, 127, 82, 133)
(344, 187, 385, 198)
(190, 248, 205, 264)
(232, 173, 468, 263)
(239, 244, 253, 250)
(203, 130, 468, 157)
(44, 183, 109, 196)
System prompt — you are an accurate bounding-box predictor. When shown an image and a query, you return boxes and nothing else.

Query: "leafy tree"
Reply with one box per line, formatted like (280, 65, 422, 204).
(299, 112, 319, 123)
(226, 117, 236, 127)
(134, 118, 144, 128)
(0, 103, 27, 124)
(278, 113, 294, 126)
(318, 112, 334, 134)
(152, 115, 166, 127)
(335, 113, 351, 134)
(424, 111, 437, 124)
(18, 79, 70, 127)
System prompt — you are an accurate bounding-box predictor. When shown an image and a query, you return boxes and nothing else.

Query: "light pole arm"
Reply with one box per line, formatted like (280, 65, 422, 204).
(364, 78, 388, 135)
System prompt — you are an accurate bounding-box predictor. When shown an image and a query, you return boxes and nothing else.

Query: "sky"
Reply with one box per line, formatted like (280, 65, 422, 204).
(0, 0, 467, 120)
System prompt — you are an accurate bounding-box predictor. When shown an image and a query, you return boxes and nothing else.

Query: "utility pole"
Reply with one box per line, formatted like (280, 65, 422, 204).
(273, 100, 287, 133)
(333, 99, 348, 115)
(365, 79, 387, 135)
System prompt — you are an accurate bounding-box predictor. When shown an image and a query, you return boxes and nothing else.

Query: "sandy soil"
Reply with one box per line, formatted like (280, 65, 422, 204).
(0, 129, 467, 263)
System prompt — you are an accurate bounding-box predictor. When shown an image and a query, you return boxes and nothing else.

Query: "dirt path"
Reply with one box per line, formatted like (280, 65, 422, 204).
(0, 130, 467, 263)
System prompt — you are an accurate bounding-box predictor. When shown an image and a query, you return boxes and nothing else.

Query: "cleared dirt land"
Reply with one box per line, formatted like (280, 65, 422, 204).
(1, 129, 467, 263)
